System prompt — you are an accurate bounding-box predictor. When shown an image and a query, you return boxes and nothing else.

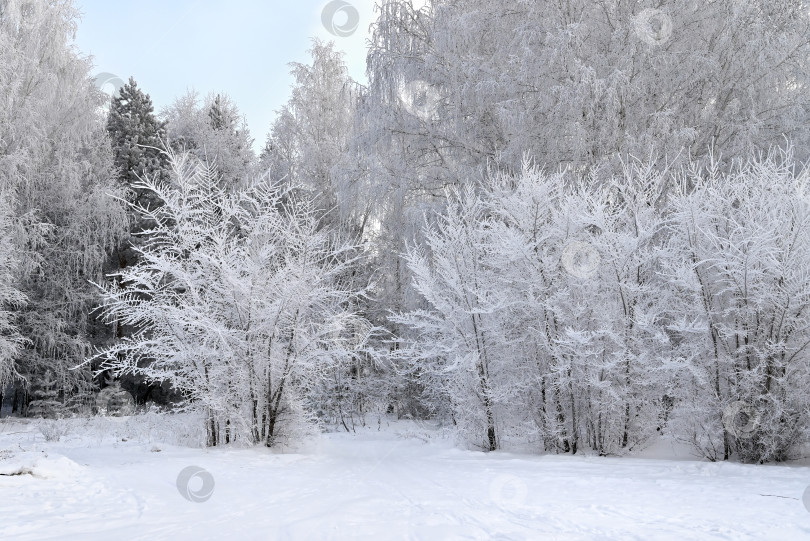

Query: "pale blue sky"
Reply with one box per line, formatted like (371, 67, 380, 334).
(74, 0, 381, 152)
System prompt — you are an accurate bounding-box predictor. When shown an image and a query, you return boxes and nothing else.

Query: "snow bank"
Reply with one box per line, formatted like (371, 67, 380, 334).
(0, 451, 83, 478)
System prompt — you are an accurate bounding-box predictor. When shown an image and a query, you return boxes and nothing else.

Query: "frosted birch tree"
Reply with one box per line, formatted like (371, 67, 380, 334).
(162, 91, 255, 189)
(0, 191, 26, 389)
(368, 0, 810, 178)
(0, 0, 128, 409)
(391, 186, 507, 450)
(261, 40, 362, 229)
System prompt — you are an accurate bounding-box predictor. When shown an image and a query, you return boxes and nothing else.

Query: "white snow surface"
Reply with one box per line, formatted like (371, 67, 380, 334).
(1, 416, 810, 540)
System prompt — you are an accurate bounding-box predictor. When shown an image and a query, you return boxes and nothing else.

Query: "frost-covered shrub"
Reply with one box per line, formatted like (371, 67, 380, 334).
(662, 150, 810, 463)
(89, 151, 371, 447)
(37, 419, 70, 442)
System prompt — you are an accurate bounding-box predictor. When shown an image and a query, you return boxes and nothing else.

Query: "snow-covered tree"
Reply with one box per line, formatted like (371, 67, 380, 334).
(0, 0, 128, 407)
(107, 77, 170, 217)
(260, 41, 397, 422)
(391, 186, 506, 450)
(394, 161, 675, 454)
(89, 151, 371, 447)
(366, 0, 810, 457)
(662, 149, 810, 463)
(107, 77, 170, 188)
(26, 369, 66, 418)
(368, 0, 810, 179)
(105, 76, 171, 300)
(0, 191, 26, 389)
(162, 91, 255, 189)
(261, 40, 362, 230)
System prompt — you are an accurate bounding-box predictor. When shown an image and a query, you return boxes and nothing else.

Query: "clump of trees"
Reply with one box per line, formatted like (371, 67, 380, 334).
(162, 90, 255, 189)
(0, 0, 128, 415)
(392, 151, 810, 463)
(0, 191, 26, 392)
(89, 151, 372, 447)
(3, 0, 810, 462)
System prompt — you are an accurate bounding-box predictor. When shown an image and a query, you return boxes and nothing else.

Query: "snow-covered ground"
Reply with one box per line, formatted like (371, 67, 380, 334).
(2, 416, 810, 540)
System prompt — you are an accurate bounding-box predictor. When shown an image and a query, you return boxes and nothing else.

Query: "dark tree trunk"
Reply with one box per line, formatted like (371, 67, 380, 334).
(266, 411, 277, 447)
(207, 411, 217, 447)
(12, 386, 25, 415)
(486, 418, 497, 452)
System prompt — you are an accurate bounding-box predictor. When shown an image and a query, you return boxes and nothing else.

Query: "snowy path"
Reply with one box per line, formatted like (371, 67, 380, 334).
(2, 419, 810, 540)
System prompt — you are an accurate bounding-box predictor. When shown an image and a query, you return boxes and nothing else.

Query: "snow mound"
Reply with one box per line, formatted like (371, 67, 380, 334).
(0, 451, 83, 479)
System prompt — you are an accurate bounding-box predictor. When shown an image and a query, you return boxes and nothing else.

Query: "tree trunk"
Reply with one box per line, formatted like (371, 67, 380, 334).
(207, 410, 217, 447)
(485, 406, 497, 452)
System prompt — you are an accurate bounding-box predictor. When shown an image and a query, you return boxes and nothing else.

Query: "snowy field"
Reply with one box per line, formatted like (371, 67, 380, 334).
(2, 416, 810, 541)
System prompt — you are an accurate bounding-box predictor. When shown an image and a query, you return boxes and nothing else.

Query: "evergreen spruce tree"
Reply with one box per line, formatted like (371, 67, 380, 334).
(105, 77, 171, 286)
(208, 94, 231, 131)
(104, 78, 172, 400)
(106, 77, 170, 219)
(27, 370, 66, 419)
